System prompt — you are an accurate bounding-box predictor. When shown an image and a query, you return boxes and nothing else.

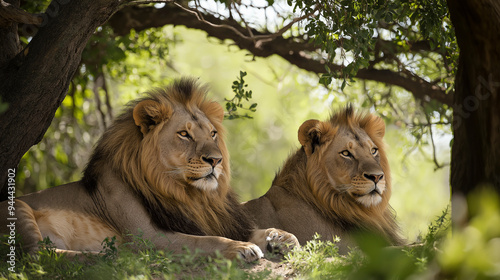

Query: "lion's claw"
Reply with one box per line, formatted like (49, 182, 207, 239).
(224, 241, 263, 262)
(265, 228, 300, 254)
(238, 243, 263, 262)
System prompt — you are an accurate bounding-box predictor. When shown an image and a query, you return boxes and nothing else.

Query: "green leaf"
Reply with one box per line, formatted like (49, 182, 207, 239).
(341, 79, 347, 90)
(224, 71, 258, 119)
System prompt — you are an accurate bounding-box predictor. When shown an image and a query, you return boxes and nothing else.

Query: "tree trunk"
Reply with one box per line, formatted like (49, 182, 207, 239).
(447, 1, 500, 198)
(0, 0, 120, 200)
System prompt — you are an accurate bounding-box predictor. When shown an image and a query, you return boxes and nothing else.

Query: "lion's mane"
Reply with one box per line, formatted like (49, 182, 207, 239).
(274, 106, 403, 244)
(82, 79, 253, 242)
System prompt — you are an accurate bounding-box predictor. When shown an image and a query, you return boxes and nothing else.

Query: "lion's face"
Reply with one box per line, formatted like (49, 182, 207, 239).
(321, 127, 386, 207)
(157, 106, 224, 191)
(133, 98, 226, 192)
(298, 114, 388, 208)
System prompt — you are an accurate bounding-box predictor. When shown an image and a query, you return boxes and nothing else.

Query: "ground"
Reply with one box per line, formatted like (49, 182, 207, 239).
(246, 256, 296, 279)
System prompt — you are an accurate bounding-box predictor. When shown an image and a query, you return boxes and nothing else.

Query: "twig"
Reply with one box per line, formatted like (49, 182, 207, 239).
(173, 2, 250, 39)
(424, 112, 445, 170)
(0, 0, 42, 26)
(254, 8, 318, 47)
(231, 1, 254, 39)
(172, 1, 316, 48)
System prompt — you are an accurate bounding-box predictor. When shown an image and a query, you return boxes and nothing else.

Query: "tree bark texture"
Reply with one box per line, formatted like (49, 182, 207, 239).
(447, 0, 500, 196)
(0, 0, 120, 200)
(0, 0, 22, 67)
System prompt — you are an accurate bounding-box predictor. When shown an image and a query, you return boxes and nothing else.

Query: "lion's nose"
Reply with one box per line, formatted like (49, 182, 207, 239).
(363, 173, 384, 184)
(202, 156, 222, 167)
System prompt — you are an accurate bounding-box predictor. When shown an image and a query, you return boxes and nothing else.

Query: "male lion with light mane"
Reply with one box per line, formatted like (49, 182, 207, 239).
(0, 78, 298, 261)
(243, 106, 404, 254)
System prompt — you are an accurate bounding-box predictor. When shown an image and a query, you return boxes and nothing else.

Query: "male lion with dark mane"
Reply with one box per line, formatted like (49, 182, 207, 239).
(0, 78, 298, 261)
(243, 106, 405, 254)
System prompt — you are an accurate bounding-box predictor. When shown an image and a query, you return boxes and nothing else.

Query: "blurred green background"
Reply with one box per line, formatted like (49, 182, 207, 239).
(17, 26, 450, 242)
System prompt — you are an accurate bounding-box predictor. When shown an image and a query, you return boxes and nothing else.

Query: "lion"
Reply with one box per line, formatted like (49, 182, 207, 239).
(243, 106, 404, 254)
(0, 78, 298, 261)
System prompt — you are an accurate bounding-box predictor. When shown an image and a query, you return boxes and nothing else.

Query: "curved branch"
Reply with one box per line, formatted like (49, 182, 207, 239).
(107, 4, 452, 106)
(356, 69, 453, 106)
(108, 4, 318, 53)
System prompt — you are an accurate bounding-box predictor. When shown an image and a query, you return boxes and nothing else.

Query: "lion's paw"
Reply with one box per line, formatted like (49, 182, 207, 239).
(265, 228, 300, 254)
(223, 241, 263, 262)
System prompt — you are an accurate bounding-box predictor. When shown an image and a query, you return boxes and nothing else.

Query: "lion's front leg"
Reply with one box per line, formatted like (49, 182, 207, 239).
(147, 231, 263, 262)
(249, 228, 300, 255)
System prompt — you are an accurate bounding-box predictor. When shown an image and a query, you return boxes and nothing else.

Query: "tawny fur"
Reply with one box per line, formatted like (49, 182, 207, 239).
(0, 78, 298, 261)
(243, 106, 404, 254)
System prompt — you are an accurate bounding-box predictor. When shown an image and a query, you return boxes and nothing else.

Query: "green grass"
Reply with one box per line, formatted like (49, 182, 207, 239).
(3, 189, 500, 279)
(283, 188, 500, 280)
(284, 207, 450, 280)
(0, 234, 275, 280)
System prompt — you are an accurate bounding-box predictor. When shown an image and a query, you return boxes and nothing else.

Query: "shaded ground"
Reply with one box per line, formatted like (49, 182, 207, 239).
(245, 255, 296, 279)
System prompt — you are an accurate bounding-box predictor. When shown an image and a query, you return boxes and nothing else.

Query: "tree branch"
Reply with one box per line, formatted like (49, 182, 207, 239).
(0, 0, 42, 26)
(355, 69, 453, 106)
(107, 4, 453, 106)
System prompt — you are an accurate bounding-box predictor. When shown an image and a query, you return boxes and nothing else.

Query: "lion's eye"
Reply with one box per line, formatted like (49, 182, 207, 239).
(371, 147, 378, 155)
(211, 131, 217, 139)
(178, 131, 191, 139)
(340, 150, 353, 158)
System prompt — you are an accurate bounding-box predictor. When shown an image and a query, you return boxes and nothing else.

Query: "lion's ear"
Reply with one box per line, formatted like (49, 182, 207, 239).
(133, 100, 170, 135)
(298, 119, 332, 156)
